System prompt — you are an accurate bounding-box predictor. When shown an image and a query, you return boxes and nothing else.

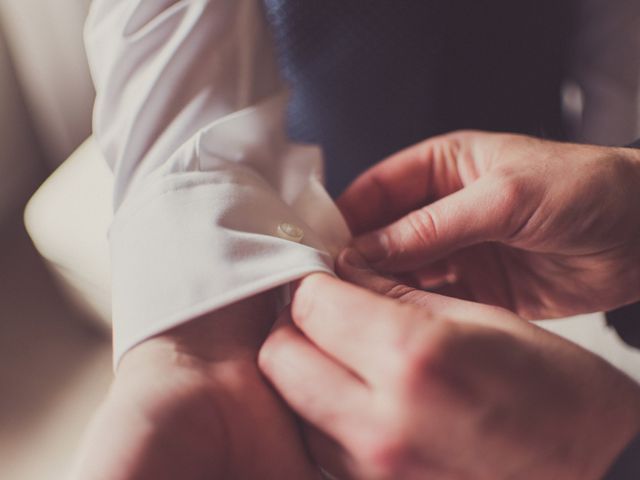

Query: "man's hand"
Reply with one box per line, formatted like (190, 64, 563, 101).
(259, 253, 640, 480)
(339, 131, 640, 319)
(69, 293, 319, 480)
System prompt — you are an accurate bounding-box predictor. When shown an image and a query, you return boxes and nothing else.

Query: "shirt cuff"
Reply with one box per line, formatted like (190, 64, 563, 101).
(110, 168, 344, 367)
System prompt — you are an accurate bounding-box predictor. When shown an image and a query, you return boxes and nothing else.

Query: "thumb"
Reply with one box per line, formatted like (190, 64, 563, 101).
(352, 174, 518, 273)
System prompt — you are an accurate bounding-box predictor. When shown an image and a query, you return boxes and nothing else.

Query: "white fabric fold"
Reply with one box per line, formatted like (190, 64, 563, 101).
(86, 1, 351, 367)
(110, 95, 351, 366)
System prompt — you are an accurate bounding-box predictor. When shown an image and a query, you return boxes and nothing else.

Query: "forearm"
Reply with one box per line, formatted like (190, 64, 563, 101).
(70, 290, 308, 480)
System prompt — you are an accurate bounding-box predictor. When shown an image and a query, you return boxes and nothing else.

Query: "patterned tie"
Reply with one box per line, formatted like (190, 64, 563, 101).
(262, 0, 573, 196)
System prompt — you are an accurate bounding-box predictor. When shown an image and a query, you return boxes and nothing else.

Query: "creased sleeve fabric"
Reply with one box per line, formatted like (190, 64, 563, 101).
(85, 0, 350, 366)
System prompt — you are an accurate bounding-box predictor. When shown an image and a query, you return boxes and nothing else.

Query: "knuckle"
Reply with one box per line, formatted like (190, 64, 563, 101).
(395, 320, 456, 391)
(380, 283, 420, 304)
(434, 130, 474, 153)
(489, 169, 530, 233)
(493, 167, 528, 206)
(405, 207, 439, 249)
(426, 135, 461, 165)
(490, 165, 546, 241)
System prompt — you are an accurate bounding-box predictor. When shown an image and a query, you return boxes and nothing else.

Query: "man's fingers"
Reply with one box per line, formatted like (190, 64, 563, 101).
(337, 131, 499, 236)
(337, 133, 473, 235)
(337, 249, 520, 332)
(259, 314, 369, 442)
(337, 249, 488, 317)
(291, 274, 417, 382)
(353, 174, 520, 272)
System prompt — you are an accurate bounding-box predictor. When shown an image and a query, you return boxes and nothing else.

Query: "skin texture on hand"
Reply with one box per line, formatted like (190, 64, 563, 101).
(338, 131, 640, 319)
(69, 292, 320, 480)
(259, 252, 640, 480)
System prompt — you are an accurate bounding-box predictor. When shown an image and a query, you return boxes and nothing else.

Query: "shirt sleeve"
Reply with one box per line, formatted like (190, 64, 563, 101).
(568, 0, 640, 146)
(84, 0, 351, 366)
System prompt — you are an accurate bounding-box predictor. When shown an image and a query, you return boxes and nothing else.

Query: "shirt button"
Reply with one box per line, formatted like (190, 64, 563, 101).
(277, 222, 304, 243)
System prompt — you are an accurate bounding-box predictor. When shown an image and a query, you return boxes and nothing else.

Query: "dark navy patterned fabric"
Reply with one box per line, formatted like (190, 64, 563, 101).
(262, 1, 574, 196)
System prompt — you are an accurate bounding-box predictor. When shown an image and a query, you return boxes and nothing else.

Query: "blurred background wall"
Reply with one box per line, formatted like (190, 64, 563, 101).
(0, 2, 111, 479)
(0, 0, 94, 225)
(0, 0, 93, 168)
(0, 23, 42, 226)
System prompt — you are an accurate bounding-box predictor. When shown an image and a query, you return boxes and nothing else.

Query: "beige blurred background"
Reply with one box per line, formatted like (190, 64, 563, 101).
(0, 1, 112, 479)
(1, 2, 640, 480)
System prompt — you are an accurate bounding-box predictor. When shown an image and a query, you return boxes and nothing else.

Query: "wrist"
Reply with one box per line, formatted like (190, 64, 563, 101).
(119, 290, 279, 371)
(90, 334, 268, 480)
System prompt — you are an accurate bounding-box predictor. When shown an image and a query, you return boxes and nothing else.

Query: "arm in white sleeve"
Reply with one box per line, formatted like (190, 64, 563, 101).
(568, 0, 640, 145)
(85, 0, 350, 366)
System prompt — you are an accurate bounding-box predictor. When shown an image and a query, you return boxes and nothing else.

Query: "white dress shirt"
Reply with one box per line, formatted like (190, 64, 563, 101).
(84, 0, 640, 367)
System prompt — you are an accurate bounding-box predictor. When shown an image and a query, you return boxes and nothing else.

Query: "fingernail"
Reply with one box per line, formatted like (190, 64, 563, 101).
(353, 232, 389, 264)
(340, 247, 369, 269)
